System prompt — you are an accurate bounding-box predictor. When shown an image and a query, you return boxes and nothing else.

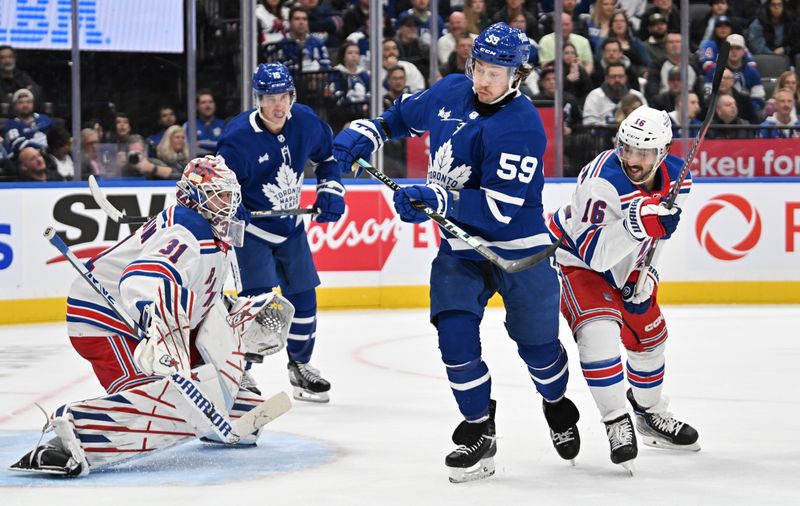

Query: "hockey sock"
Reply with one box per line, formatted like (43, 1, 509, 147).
(626, 345, 666, 410)
(516, 340, 569, 403)
(576, 320, 627, 421)
(437, 310, 491, 422)
(284, 288, 317, 363)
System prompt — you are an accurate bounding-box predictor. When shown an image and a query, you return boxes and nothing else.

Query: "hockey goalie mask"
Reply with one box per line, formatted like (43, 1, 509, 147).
(615, 105, 673, 185)
(177, 156, 245, 247)
(466, 23, 532, 104)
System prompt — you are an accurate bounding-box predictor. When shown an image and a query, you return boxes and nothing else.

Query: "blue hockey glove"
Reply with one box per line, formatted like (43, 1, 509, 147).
(314, 180, 346, 223)
(235, 204, 252, 225)
(393, 184, 453, 224)
(332, 119, 387, 177)
(621, 266, 659, 314)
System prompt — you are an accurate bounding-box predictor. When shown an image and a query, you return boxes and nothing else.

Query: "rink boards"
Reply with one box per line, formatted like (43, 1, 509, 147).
(0, 178, 798, 323)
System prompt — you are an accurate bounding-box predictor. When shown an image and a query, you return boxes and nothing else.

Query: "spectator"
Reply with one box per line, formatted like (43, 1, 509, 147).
(383, 65, 408, 110)
(748, 0, 800, 57)
(3, 88, 52, 153)
(296, 0, 343, 50)
(613, 92, 644, 125)
(646, 32, 703, 104)
(639, 0, 679, 40)
(440, 34, 474, 77)
(716, 67, 759, 123)
(156, 125, 190, 175)
(256, 0, 288, 45)
(540, 0, 590, 38)
(539, 13, 594, 76)
(80, 128, 104, 179)
(507, 11, 540, 67)
(185, 89, 225, 156)
(397, 0, 446, 46)
(341, 0, 393, 42)
(757, 88, 800, 138)
(561, 42, 594, 105)
(591, 39, 641, 92)
(46, 127, 75, 181)
(84, 118, 105, 144)
(707, 94, 752, 139)
(532, 66, 583, 134)
(602, 10, 651, 71)
(583, 61, 647, 126)
(146, 106, 178, 156)
(586, 0, 616, 50)
(120, 134, 176, 179)
(0, 144, 14, 181)
(615, 0, 647, 32)
(643, 13, 669, 62)
(490, 0, 539, 40)
(265, 6, 331, 72)
(763, 70, 799, 119)
(705, 34, 765, 113)
(106, 112, 134, 147)
(14, 143, 63, 182)
(438, 11, 476, 66)
(395, 16, 431, 81)
(327, 41, 370, 132)
(0, 45, 42, 109)
(690, 0, 747, 51)
(381, 38, 426, 93)
(463, 0, 491, 34)
(697, 16, 734, 72)
(669, 92, 702, 138)
(650, 67, 684, 111)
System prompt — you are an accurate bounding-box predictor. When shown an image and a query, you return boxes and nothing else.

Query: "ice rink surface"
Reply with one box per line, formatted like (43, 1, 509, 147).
(1, 306, 799, 506)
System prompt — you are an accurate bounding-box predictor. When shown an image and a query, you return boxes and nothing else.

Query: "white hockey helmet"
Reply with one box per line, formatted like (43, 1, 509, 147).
(615, 105, 673, 184)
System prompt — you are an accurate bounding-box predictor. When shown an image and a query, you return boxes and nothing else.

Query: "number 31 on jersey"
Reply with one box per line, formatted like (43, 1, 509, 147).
(497, 153, 539, 183)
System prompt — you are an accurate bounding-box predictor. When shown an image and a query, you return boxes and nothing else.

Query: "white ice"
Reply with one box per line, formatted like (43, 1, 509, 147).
(1, 306, 799, 505)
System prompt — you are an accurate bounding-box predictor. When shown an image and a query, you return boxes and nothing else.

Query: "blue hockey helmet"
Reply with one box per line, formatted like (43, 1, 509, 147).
(252, 63, 295, 96)
(470, 23, 531, 69)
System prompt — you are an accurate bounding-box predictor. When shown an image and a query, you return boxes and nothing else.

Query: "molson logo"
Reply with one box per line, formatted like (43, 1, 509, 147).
(695, 194, 761, 261)
(302, 189, 399, 271)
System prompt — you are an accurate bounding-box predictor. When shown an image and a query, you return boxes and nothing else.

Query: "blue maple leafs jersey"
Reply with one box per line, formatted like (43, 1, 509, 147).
(216, 104, 338, 243)
(382, 74, 552, 260)
(548, 150, 692, 289)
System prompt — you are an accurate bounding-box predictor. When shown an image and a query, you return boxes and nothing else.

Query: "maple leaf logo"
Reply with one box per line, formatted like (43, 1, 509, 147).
(262, 163, 301, 210)
(427, 140, 471, 190)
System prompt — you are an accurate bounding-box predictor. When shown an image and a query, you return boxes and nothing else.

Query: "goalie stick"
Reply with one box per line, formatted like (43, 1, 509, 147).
(43, 227, 291, 444)
(88, 175, 318, 224)
(354, 158, 560, 274)
(634, 41, 731, 296)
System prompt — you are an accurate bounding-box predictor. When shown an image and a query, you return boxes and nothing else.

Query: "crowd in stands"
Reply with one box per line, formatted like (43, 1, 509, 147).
(2, 0, 800, 181)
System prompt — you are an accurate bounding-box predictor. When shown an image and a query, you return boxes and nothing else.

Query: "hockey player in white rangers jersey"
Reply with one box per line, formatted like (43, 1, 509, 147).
(333, 23, 581, 483)
(10, 156, 294, 476)
(548, 106, 700, 471)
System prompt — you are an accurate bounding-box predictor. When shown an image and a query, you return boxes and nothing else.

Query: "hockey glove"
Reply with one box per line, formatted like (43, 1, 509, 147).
(623, 196, 682, 241)
(133, 284, 193, 376)
(621, 266, 659, 314)
(332, 119, 387, 177)
(224, 292, 295, 362)
(393, 183, 453, 224)
(314, 180, 346, 223)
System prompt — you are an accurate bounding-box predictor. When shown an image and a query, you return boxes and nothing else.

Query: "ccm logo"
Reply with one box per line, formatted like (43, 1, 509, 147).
(644, 314, 664, 333)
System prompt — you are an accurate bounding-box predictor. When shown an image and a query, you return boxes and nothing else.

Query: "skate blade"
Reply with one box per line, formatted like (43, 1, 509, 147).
(293, 387, 330, 403)
(620, 461, 635, 477)
(448, 457, 496, 484)
(8, 463, 78, 476)
(640, 436, 701, 452)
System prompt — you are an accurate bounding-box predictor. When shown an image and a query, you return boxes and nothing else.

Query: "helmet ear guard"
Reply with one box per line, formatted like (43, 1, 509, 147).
(468, 23, 532, 102)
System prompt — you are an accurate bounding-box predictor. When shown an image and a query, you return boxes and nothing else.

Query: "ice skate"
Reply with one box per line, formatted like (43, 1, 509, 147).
(542, 397, 581, 463)
(9, 442, 83, 477)
(604, 413, 638, 474)
(288, 360, 330, 403)
(445, 400, 497, 483)
(627, 389, 700, 451)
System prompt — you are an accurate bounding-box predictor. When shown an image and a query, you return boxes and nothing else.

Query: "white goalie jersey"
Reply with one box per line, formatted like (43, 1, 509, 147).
(66, 205, 231, 340)
(548, 150, 691, 289)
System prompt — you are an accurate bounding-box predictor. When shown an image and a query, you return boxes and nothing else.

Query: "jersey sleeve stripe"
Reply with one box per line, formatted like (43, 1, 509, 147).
(121, 260, 183, 286)
(481, 187, 525, 206)
(590, 150, 615, 179)
(485, 195, 512, 224)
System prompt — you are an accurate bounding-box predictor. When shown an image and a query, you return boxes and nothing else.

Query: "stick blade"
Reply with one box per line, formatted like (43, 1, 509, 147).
(233, 391, 292, 435)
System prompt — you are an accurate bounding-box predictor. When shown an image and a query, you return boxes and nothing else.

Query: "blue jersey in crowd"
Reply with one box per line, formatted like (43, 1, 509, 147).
(381, 73, 552, 261)
(185, 117, 226, 156)
(4, 113, 53, 153)
(216, 103, 338, 243)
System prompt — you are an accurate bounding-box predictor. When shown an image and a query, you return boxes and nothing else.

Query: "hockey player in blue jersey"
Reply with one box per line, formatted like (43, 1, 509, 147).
(548, 106, 700, 472)
(216, 63, 343, 403)
(332, 23, 581, 483)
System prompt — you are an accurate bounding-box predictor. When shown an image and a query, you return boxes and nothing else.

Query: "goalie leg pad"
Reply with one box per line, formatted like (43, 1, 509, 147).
(195, 297, 247, 408)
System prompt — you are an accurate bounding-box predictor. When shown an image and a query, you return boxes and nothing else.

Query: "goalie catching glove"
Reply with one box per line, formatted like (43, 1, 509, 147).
(133, 282, 194, 377)
(224, 291, 295, 362)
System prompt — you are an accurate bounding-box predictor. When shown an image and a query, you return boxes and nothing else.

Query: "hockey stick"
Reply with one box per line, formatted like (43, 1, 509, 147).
(354, 158, 560, 273)
(633, 42, 730, 296)
(43, 227, 290, 443)
(88, 175, 318, 224)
